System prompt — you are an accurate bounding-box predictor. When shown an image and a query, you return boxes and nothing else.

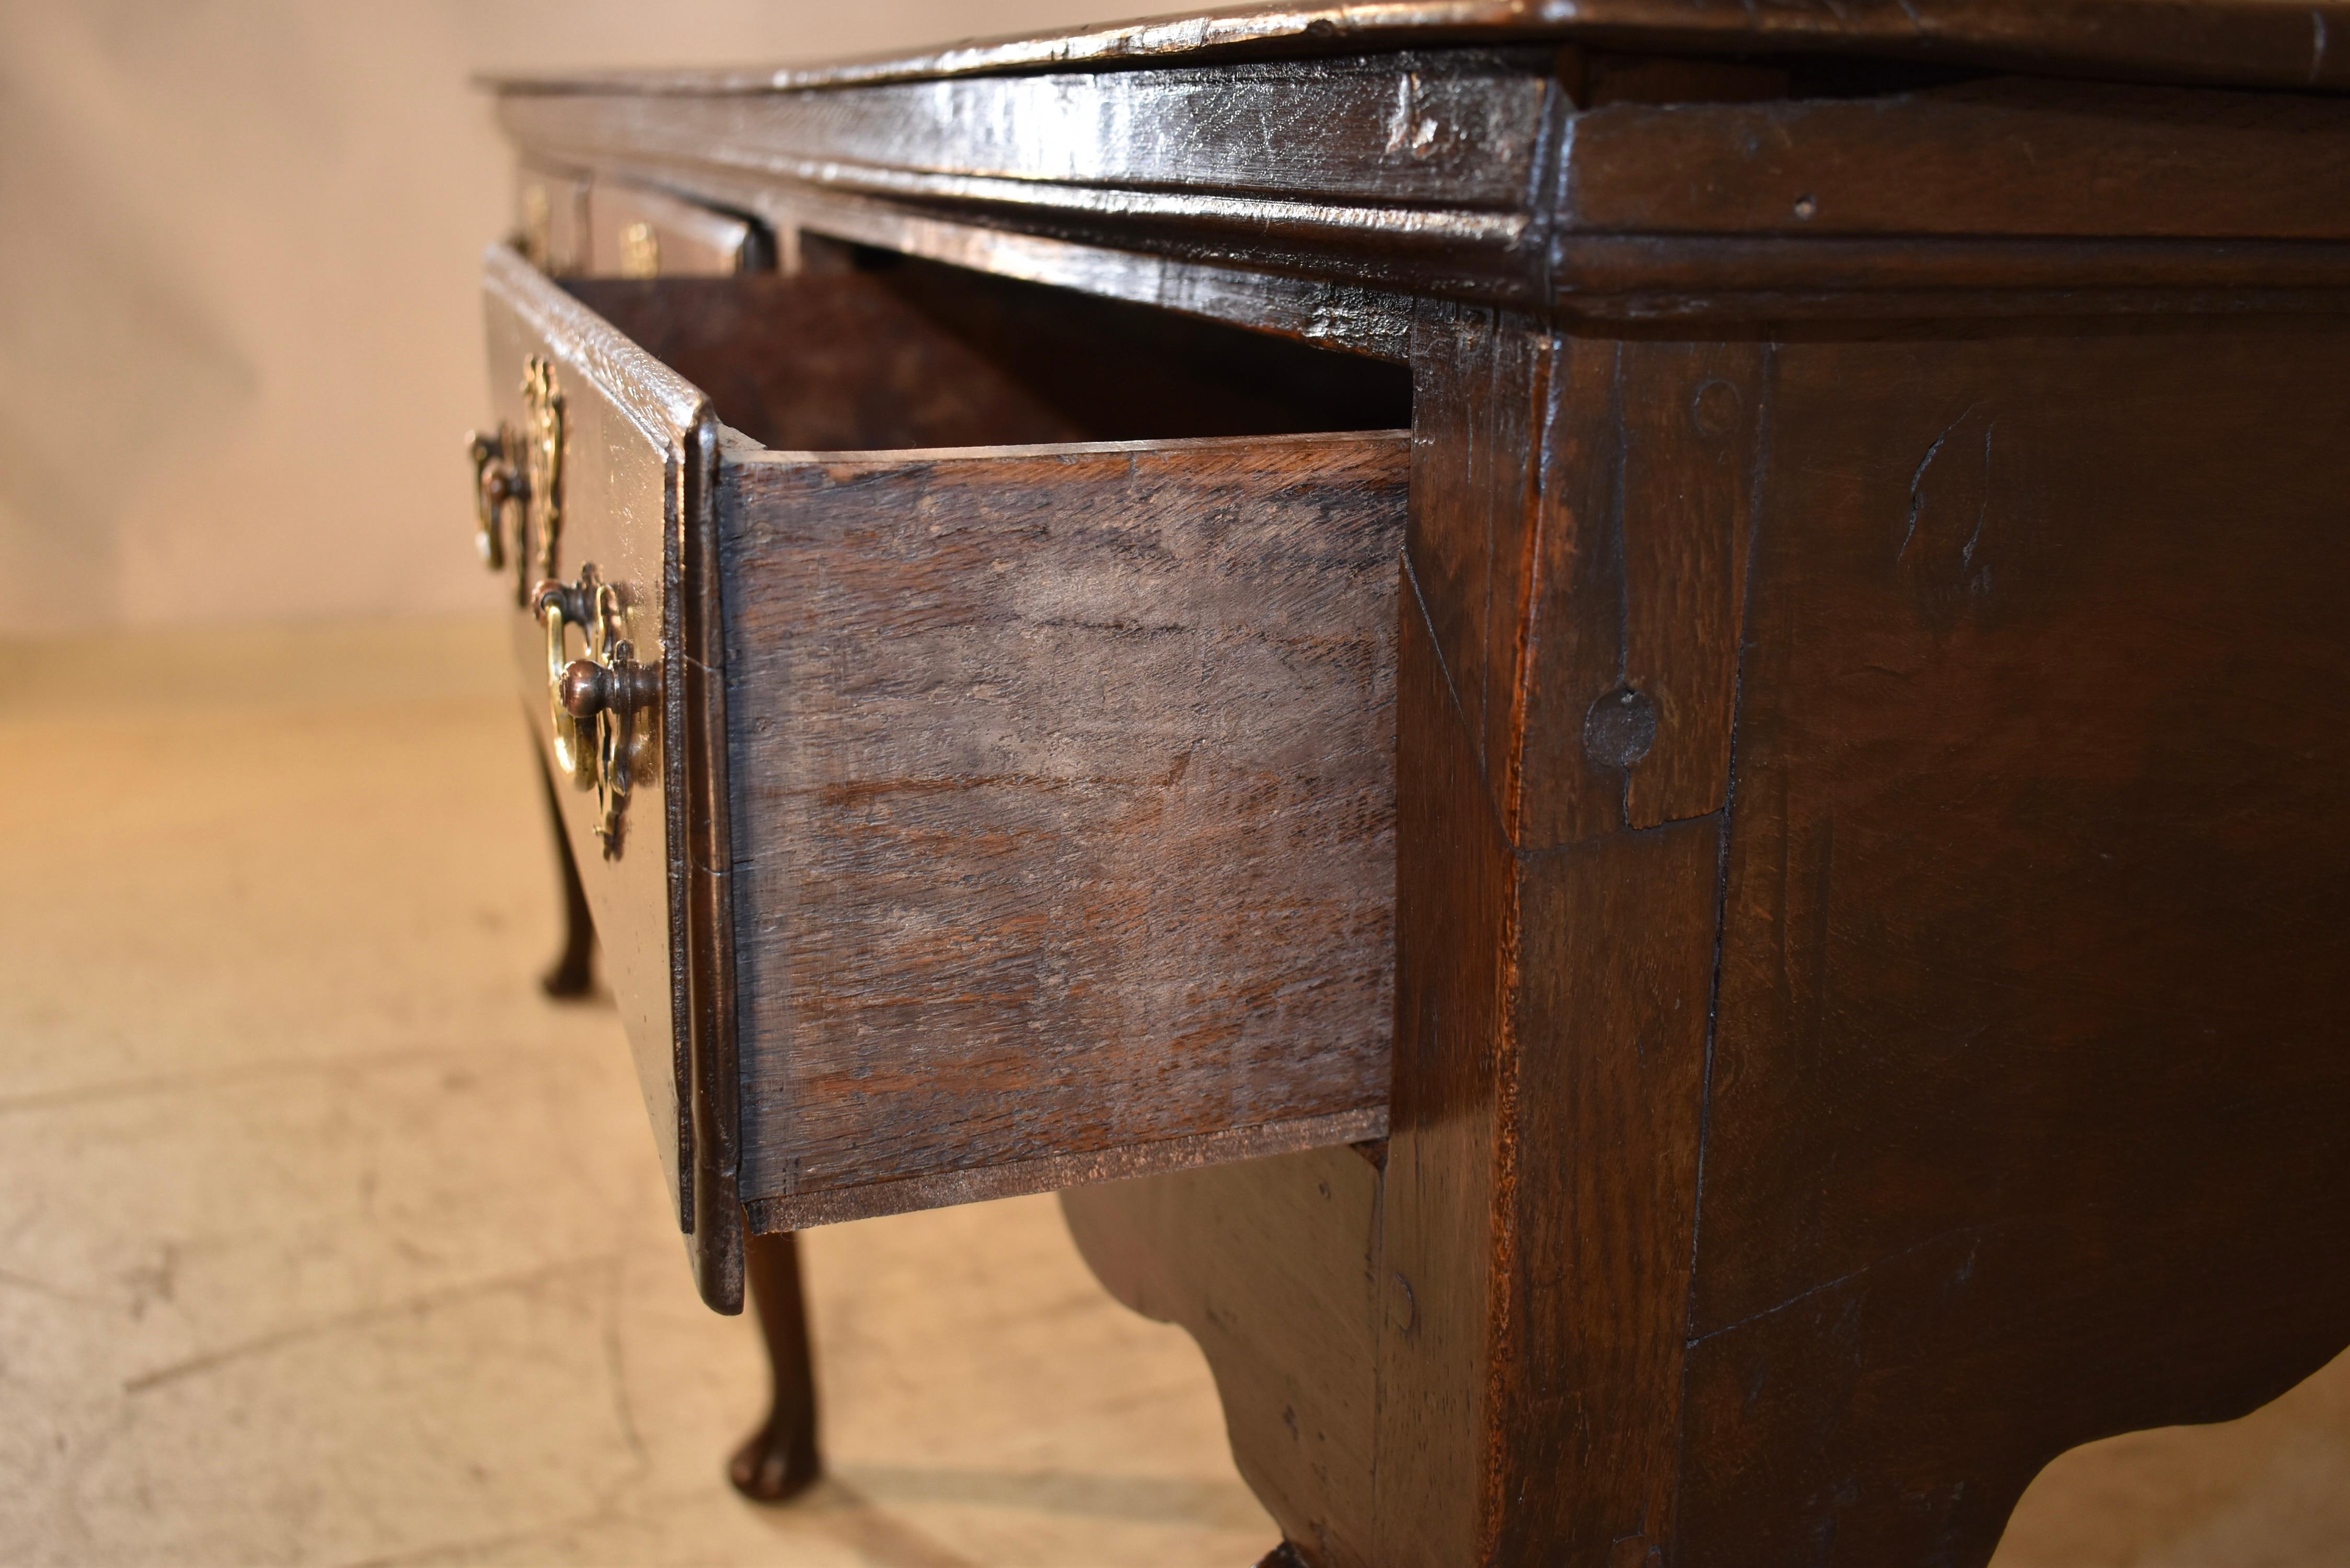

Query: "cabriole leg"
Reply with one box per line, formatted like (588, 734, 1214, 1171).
(535, 751, 596, 999)
(729, 1227, 822, 1502)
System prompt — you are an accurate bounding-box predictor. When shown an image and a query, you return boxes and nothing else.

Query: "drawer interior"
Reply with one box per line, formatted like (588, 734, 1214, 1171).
(563, 247, 1412, 452)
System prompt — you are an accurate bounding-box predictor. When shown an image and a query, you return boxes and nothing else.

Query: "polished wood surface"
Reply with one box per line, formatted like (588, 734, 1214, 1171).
(495, 40, 2350, 334)
(486, 0, 2350, 95)
(483, 248, 743, 1310)
(480, 9, 2350, 1560)
(1677, 319, 2350, 1562)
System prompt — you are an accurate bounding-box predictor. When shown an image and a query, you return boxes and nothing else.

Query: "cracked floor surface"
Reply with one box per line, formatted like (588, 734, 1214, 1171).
(2, 616, 2346, 1567)
(0, 618, 1273, 1567)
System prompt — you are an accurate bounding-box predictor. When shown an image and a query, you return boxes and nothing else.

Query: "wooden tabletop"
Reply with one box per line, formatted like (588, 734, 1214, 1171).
(486, 0, 2350, 96)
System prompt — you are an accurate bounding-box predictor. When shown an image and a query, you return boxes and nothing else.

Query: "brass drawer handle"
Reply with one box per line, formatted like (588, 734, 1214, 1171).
(468, 355, 567, 604)
(535, 564, 658, 859)
(468, 428, 523, 572)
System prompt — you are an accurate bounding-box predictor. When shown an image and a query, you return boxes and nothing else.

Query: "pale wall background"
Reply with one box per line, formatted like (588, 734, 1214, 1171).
(0, 1, 1121, 634)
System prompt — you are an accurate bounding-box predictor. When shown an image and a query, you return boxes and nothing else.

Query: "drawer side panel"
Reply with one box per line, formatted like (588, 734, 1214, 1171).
(723, 432, 1404, 1221)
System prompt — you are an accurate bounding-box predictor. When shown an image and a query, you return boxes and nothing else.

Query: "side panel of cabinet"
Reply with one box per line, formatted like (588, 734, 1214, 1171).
(722, 433, 1406, 1228)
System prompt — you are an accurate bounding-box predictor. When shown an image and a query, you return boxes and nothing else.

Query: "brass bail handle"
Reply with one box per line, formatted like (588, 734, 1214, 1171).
(534, 572, 598, 785)
(467, 430, 524, 571)
(468, 357, 565, 600)
(534, 566, 660, 858)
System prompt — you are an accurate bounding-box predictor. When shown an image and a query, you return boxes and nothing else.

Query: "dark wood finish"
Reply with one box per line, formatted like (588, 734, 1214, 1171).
(535, 747, 597, 999)
(724, 430, 1405, 1228)
(1065, 309, 2350, 1566)
(1371, 304, 1740, 1564)
(480, 8, 2350, 1561)
(645, 185, 1424, 361)
(491, 52, 1556, 316)
(1674, 319, 2350, 1564)
(495, 41, 2350, 330)
(1564, 76, 2350, 240)
(728, 1228, 823, 1503)
(491, 253, 1412, 1238)
(513, 51, 1552, 212)
(570, 272, 1093, 452)
(487, 0, 2350, 96)
(483, 248, 743, 1311)
(567, 259, 1408, 453)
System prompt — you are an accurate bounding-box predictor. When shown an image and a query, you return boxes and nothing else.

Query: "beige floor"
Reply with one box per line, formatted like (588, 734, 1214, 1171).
(2, 617, 2346, 1568)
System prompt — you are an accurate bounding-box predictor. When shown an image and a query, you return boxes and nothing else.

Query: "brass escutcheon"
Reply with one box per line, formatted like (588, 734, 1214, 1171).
(521, 183, 554, 272)
(522, 355, 566, 584)
(534, 563, 658, 859)
(620, 220, 660, 279)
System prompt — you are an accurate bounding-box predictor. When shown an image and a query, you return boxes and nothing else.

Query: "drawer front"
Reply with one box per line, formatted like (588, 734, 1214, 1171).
(516, 168, 765, 279)
(514, 162, 590, 275)
(478, 247, 741, 1310)
(723, 434, 1405, 1228)
(585, 181, 769, 277)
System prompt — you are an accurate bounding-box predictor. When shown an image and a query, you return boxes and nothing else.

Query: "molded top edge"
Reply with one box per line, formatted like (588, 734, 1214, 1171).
(478, 0, 2350, 97)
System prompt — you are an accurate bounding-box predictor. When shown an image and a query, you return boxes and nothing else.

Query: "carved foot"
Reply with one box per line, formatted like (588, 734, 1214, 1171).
(728, 1412, 821, 1503)
(728, 1228, 822, 1504)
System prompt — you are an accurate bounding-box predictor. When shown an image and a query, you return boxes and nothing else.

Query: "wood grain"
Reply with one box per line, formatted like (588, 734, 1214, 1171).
(1564, 77, 2350, 240)
(508, 52, 1553, 212)
(1678, 318, 2350, 1565)
(748, 1109, 1383, 1232)
(1373, 595, 1518, 1568)
(477, 14, 2350, 1560)
(493, 56, 1556, 312)
(548, 170, 1425, 360)
(494, 36, 2350, 326)
(1493, 817, 1720, 1563)
(484, 0, 2350, 96)
(1062, 1145, 1384, 1568)
(1513, 337, 1767, 843)
(721, 433, 1407, 1222)
(567, 260, 1409, 453)
(1400, 298, 1551, 839)
(481, 248, 745, 1310)
(1376, 316, 1746, 1566)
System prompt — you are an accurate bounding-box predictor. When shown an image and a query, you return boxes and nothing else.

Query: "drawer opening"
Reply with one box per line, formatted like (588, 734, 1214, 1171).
(564, 247, 1411, 453)
(488, 242, 1408, 1235)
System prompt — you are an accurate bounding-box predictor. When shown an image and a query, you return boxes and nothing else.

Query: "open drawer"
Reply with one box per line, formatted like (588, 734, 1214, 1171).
(477, 244, 1409, 1309)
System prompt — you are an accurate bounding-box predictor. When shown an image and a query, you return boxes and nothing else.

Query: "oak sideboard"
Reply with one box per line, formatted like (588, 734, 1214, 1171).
(470, 6, 2350, 1562)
